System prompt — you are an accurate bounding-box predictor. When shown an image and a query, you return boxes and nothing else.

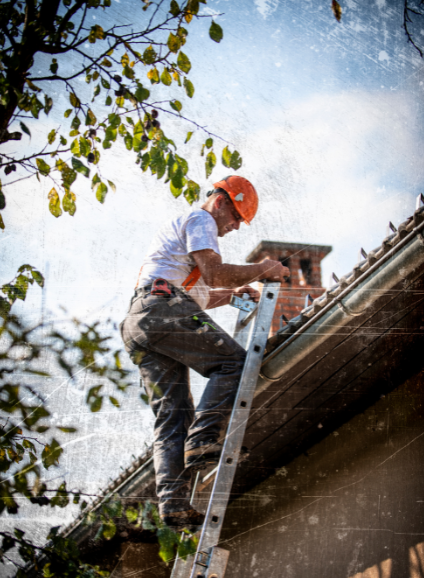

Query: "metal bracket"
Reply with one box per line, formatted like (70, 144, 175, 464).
(229, 294, 257, 314)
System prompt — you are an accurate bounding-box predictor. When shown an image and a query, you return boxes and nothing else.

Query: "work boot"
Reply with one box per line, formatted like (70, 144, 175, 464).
(184, 442, 223, 471)
(160, 506, 205, 532)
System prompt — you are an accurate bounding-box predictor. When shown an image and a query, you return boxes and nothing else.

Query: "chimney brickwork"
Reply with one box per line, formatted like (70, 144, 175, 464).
(246, 241, 332, 336)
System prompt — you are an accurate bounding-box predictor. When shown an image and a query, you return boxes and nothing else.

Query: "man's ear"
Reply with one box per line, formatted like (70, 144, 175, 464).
(214, 194, 225, 209)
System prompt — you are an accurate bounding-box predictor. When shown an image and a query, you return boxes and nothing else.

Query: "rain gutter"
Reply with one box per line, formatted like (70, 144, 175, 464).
(256, 221, 424, 396)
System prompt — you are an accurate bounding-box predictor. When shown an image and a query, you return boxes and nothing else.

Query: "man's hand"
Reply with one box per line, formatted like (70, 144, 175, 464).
(233, 285, 260, 303)
(191, 249, 290, 288)
(260, 258, 290, 282)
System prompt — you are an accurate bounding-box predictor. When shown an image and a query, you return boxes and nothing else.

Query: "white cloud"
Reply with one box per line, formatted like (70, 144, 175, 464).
(254, 0, 279, 19)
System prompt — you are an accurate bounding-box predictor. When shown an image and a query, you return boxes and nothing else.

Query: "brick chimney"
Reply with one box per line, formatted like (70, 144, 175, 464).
(246, 241, 332, 335)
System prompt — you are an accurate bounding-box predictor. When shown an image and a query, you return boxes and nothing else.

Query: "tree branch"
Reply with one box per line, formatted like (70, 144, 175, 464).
(403, 0, 424, 58)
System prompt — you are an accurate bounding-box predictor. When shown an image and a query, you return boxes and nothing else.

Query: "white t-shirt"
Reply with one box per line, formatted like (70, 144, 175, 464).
(138, 208, 221, 310)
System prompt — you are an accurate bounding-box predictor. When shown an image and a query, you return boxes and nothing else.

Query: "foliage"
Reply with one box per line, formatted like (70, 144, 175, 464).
(0, 267, 133, 572)
(0, 526, 109, 577)
(80, 496, 198, 564)
(0, 0, 243, 227)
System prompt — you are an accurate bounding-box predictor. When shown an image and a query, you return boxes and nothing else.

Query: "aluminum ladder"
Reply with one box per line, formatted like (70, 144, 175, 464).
(170, 281, 280, 578)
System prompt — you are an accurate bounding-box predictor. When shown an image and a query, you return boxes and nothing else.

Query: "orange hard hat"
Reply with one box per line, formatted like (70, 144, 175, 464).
(213, 175, 259, 225)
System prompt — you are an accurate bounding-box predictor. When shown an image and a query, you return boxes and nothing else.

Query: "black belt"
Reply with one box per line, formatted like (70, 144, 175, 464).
(132, 279, 180, 301)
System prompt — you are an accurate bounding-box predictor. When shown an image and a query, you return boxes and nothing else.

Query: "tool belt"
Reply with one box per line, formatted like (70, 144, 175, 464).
(132, 279, 176, 301)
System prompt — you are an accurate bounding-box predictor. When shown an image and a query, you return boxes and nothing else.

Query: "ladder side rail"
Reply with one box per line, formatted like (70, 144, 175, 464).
(189, 282, 280, 578)
(232, 305, 256, 349)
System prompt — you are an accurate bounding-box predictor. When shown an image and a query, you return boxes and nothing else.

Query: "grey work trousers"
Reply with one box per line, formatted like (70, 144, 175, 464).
(120, 285, 246, 515)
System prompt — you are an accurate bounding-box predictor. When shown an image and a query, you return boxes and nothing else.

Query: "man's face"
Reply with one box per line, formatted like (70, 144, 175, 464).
(214, 194, 244, 237)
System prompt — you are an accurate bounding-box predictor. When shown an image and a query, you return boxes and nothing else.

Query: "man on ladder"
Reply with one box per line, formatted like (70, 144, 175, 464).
(120, 175, 289, 531)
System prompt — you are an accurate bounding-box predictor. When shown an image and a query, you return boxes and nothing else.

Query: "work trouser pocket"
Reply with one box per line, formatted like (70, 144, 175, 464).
(179, 315, 236, 356)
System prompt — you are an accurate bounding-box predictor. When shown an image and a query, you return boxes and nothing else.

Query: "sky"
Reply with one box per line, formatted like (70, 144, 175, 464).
(0, 0, 424, 555)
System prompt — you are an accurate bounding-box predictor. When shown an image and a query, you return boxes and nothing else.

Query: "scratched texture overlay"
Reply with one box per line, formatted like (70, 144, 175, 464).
(0, 0, 423, 576)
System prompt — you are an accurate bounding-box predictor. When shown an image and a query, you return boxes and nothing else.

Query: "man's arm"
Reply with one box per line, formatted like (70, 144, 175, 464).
(191, 249, 289, 289)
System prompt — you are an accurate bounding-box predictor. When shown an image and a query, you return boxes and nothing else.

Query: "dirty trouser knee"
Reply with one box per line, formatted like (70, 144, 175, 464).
(120, 288, 246, 514)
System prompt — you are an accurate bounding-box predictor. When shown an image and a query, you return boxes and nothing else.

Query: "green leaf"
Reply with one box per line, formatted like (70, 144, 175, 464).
(222, 146, 231, 167)
(96, 182, 108, 204)
(143, 45, 157, 65)
(124, 134, 133, 150)
(71, 157, 90, 178)
(141, 152, 150, 172)
(147, 67, 160, 84)
(90, 395, 103, 412)
(105, 126, 117, 142)
(71, 116, 81, 130)
(0, 185, 5, 210)
(44, 95, 53, 115)
(69, 92, 80, 108)
(126, 507, 138, 523)
(70, 139, 80, 156)
(85, 109, 97, 126)
(57, 426, 77, 433)
(161, 68, 172, 86)
(102, 520, 116, 540)
(169, 0, 180, 16)
(187, 0, 199, 14)
(60, 135, 67, 146)
(89, 24, 105, 43)
(177, 533, 198, 560)
(177, 51, 191, 73)
(101, 78, 110, 89)
(170, 181, 183, 198)
(105, 95, 112, 106)
(171, 166, 185, 188)
(108, 113, 121, 128)
(157, 526, 177, 562)
(19, 121, 31, 138)
(31, 270, 45, 287)
(50, 482, 69, 508)
(167, 32, 181, 53)
(170, 99, 182, 113)
(209, 20, 223, 43)
(230, 150, 243, 170)
(64, 109, 72, 118)
(62, 190, 76, 216)
(183, 179, 200, 205)
(185, 131, 193, 144)
(135, 85, 150, 102)
(79, 137, 91, 157)
(183, 77, 194, 98)
(107, 180, 116, 193)
(42, 439, 63, 469)
(48, 188, 62, 217)
(92, 173, 101, 189)
(36, 158, 50, 176)
(109, 396, 120, 408)
(101, 57, 112, 67)
(205, 150, 216, 178)
(205, 137, 213, 148)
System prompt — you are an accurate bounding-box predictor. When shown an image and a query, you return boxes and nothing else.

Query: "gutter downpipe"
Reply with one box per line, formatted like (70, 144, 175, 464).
(256, 222, 424, 397)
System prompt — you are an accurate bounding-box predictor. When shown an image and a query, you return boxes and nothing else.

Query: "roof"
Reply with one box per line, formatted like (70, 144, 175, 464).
(246, 240, 332, 263)
(62, 201, 424, 548)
